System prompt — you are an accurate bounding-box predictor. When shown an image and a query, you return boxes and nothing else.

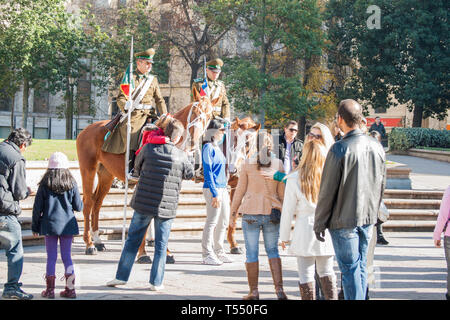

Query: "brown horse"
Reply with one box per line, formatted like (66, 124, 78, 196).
(225, 117, 260, 254)
(76, 94, 215, 255)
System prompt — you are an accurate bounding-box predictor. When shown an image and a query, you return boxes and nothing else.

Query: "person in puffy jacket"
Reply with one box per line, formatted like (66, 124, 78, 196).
(107, 119, 194, 291)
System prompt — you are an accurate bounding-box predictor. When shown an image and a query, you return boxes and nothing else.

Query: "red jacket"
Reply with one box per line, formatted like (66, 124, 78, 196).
(135, 128, 166, 156)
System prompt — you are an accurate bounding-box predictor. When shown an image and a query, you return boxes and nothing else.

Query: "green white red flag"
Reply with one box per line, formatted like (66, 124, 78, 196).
(119, 65, 135, 100)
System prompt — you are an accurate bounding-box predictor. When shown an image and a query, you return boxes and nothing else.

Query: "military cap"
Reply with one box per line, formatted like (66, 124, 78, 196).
(206, 58, 224, 72)
(135, 48, 155, 62)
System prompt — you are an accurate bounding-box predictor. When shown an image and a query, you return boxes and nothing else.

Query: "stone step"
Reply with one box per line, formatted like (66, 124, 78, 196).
(387, 209, 439, 221)
(21, 221, 228, 247)
(382, 220, 437, 232)
(383, 198, 441, 210)
(383, 189, 444, 200)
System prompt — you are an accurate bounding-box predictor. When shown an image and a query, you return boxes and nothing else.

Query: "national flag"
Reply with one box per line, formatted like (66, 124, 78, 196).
(199, 78, 209, 97)
(119, 65, 135, 100)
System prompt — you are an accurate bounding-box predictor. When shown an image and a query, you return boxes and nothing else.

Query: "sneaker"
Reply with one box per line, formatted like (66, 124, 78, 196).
(202, 255, 223, 265)
(216, 253, 233, 263)
(106, 279, 127, 287)
(149, 283, 164, 291)
(2, 284, 33, 300)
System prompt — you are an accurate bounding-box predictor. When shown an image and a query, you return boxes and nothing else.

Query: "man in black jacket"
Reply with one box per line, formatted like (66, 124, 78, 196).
(275, 120, 303, 174)
(314, 99, 386, 300)
(107, 119, 194, 291)
(0, 128, 33, 300)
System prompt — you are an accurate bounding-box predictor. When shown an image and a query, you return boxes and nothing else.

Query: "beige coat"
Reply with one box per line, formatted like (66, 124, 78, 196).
(230, 158, 285, 216)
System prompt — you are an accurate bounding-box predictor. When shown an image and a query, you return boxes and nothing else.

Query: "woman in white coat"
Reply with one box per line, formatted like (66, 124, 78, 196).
(280, 138, 337, 300)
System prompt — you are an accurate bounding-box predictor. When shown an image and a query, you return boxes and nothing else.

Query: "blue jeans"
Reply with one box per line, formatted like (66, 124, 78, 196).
(330, 224, 373, 300)
(115, 211, 173, 286)
(242, 214, 280, 263)
(0, 215, 24, 290)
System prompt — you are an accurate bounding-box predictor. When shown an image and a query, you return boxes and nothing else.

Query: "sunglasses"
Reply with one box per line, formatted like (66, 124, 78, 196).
(308, 132, 322, 140)
(288, 128, 298, 133)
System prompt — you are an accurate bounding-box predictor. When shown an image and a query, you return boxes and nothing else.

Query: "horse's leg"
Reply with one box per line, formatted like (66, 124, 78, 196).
(227, 179, 243, 254)
(79, 165, 97, 255)
(90, 164, 114, 252)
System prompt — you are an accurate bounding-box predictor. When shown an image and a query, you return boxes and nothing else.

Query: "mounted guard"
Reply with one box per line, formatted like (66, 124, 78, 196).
(102, 48, 167, 172)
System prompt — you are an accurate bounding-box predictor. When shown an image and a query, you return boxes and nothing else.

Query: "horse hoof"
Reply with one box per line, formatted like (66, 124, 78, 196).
(136, 256, 152, 264)
(166, 255, 175, 264)
(230, 247, 243, 254)
(95, 243, 106, 252)
(85, 247, 97, 255)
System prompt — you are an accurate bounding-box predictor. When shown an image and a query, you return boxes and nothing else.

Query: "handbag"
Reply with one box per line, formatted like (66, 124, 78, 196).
(270, 208, 281, 224)
(378, 201, 389, 223)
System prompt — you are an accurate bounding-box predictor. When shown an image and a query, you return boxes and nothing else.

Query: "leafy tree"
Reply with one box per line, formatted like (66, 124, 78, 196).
(0, 0, 69, 129)
(208, 0, 327, 130)
(326, 0, 449, 127)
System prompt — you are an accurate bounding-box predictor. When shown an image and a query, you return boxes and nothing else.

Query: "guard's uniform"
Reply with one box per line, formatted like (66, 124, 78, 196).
(102, 49, 167, 154)
(191, 58, 230, 121)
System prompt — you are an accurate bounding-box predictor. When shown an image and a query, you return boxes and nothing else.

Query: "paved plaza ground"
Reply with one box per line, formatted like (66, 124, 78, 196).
(0, 231, 447, 300)
(0, 155, 448, 301)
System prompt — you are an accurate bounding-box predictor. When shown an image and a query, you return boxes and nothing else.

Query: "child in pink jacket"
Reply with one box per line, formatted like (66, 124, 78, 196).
(433, 185, 450, 300)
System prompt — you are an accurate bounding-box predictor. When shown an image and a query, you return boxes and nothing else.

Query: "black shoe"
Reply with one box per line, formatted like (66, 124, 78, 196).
(166, 255, 175, 264)
(377, 235, 389, 245)
(2, 284, 33, 300)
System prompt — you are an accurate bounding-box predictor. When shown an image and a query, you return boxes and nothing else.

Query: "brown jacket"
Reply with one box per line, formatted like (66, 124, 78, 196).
(230, 158, 285, 216)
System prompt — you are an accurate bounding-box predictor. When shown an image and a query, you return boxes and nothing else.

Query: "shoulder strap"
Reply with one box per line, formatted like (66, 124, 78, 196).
(133, 75, 155, 107)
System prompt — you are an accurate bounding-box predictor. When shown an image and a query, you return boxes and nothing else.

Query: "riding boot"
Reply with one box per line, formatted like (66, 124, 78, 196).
(319, 276, 338, 300)
(243, 262, 259, 300)
(268, 258, 288, 300)
(376, 219, 389, 245)
(60, 274, 76, 299)
(41, 275, 55, 299)
(299, 282, 315, 300)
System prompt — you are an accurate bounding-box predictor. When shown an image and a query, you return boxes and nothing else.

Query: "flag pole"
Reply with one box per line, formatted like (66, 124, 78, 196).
(122, 36, 134, 249)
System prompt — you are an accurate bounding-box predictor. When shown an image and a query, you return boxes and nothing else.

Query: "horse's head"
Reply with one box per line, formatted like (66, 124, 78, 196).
(183, 96, 215, 152)
(228, 116, 261, 174)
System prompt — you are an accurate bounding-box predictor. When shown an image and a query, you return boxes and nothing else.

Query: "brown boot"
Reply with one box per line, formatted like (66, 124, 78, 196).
(319, 276, 338, 300)
(243, 262, 259, 300)
(60, 274, 76, 299)
(299, 282, 315, 300)
(41, 275, 55, 299)
(268, 258, 288, 300)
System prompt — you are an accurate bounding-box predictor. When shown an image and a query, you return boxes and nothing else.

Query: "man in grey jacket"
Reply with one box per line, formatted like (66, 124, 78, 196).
(314, 99, 386, 300)
(0, 128, 33, 300)
(107, 119, 194, 291)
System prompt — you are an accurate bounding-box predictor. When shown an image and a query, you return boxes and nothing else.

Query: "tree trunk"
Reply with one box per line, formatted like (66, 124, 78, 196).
(22, 80, 29, 129)
(412, 105, 423, 127)
(65, 89, 73, 140)
(298, 116, 306, 141)
(190, 62, 201, 88)
(10, 95, 15, 131)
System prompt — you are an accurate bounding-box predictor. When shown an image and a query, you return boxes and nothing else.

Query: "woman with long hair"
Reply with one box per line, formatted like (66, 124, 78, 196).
(230, 131, 287, 300)
(279, 139, 337, 300)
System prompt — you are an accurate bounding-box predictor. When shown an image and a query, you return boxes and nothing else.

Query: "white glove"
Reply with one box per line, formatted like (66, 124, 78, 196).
(124, 100, 133, 111)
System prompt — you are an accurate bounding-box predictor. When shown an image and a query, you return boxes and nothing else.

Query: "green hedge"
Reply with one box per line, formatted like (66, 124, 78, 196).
(389, 127, 450, 151)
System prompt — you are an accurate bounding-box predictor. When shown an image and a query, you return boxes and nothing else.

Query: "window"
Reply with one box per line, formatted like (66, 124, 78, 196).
(33, 86, 49, 113)
(0, 91, 11, 112)
(77, 71, 92, 115)
(375, 107, 387, 113)
(160, 11, 171, 31)
(163, 96, 170, 112)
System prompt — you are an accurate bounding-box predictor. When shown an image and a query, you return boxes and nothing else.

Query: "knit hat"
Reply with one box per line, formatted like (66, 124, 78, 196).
(48, 152, 69, 169)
